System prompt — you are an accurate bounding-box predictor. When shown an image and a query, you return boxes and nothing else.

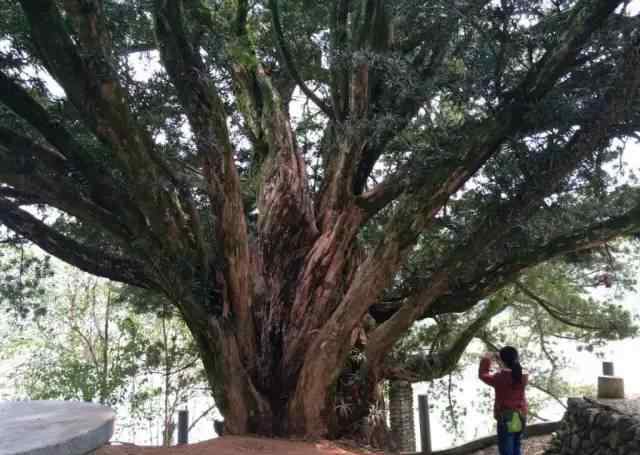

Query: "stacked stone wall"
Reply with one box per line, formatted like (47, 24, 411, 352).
(545, 398, 640, 455)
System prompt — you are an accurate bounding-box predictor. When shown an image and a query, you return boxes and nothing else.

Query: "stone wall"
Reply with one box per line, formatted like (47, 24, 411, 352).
(544, 397, 640, 455)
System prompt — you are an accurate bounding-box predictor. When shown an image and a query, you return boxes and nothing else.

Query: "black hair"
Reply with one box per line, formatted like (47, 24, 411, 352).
(499, 346, 523, 385)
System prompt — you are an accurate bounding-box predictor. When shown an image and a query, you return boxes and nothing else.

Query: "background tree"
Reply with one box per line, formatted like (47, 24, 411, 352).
(389, 255, 637, 383)
(0, 264, 214, 445)
(1, 0, 640, 441)
(0, 227, 52, 320)
(392, 255, 637, 443)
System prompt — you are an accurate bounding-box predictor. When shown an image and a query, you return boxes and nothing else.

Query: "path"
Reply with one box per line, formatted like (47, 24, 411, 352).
(97, 435, 552, 455)
(467, 435, 551, 455)
(97, 436, 378, 455)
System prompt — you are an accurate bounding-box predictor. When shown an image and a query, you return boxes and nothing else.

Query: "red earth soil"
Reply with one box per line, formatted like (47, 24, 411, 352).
(97, 436, 382, 455)
(96, 435, 552, 455)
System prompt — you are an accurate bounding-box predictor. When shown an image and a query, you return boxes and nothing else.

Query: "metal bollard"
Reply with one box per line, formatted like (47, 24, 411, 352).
(418, 395, 432, 454)
(177, 409, 189, 444)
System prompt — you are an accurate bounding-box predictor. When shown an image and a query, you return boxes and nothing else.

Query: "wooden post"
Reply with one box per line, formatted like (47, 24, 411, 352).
(177, 409, 189, 444)
(602, 361, 614, 376)
(418, 395, 432, 454)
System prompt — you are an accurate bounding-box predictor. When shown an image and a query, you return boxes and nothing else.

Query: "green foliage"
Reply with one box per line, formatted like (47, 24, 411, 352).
(4, 274, 146, 404)
(0, 239, 53, 319)
(504, 260, 637, 348)
(0, 263, 211, 442)
(397, 257, 638, 436)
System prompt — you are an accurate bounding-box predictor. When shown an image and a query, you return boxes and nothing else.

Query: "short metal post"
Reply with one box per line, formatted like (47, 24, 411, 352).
(603, 361, 614, 376)
(418, 395, 432, 454)
(177, 409, 189, 444)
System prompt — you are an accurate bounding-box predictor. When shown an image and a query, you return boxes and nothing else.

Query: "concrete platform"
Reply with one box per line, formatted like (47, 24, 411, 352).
(0, 400, 114, 455)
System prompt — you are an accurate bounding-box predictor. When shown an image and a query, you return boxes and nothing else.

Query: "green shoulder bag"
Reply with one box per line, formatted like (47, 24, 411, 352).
(504, 411, 523, 433)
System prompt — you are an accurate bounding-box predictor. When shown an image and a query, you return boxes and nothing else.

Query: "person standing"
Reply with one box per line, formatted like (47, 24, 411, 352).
(479, 346, 528, 455)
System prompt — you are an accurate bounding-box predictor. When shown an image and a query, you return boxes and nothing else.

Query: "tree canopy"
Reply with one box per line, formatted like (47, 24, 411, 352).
(1, 0, 640, 440)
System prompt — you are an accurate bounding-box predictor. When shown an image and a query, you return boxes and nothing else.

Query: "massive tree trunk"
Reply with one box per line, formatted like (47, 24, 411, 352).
(2, 0, 640, 443)
(175, 220, 375, 438)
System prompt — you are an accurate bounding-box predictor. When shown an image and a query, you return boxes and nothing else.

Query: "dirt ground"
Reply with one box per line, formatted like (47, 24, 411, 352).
(96, 435, 552, 455)
(468, 435, 551, 455)
(97, 436, 379, 455)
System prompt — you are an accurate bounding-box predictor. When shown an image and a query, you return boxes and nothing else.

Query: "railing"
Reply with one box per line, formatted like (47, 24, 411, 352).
(405, 421, 561, 455)
(405, 360, 619, 454)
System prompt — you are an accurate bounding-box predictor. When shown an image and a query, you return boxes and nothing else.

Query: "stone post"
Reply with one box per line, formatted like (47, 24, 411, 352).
(597, 361, 624, 399)
(389, 380, 416, 452)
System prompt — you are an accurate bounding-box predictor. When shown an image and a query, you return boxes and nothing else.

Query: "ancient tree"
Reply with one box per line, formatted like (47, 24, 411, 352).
(1, 0, 640, 440)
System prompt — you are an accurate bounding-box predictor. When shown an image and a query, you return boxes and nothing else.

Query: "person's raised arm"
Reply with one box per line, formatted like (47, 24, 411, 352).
(479, 353, 498, 386)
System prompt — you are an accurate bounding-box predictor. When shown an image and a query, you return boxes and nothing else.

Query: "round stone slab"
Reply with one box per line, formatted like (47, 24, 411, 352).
(0, 400, 114, 455)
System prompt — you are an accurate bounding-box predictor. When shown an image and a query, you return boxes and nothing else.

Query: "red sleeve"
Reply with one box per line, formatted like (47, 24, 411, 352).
(479, 357, 498, 386)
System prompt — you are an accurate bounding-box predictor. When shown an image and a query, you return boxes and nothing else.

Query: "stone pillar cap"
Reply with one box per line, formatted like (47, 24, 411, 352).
(0, 400, 114, 455)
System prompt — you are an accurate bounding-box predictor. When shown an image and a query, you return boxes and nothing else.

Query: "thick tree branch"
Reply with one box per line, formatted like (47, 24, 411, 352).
(227, 0, 275, 160)
(515, 282, 611, 332)
(269, 0, 333, 119)
(436, 201, 640, 318)
(19, 0, 184, 244)
(0, 126, 68, 171)
(62, 0, 113, 56)
(368, 135, 640, 362)
(357, 12, 639, 356)
(351, 0, 491, 196)
(153, 0, 231, 179)
(0, 198, 154, 289)
(20, 0, 150, 173)
(218, 3, 324, 386)
(329, 0, 350, 121)
(152, 0, 233, 273)
(0, 72, 98, 178)
(522, 0, 625, 101)
(358, 0, 625, 222)
(0, 129, 132, 240)
(423, 38, 638, 319)
(384, 297, 509, 382)
(231, 63, 318, 262)
(439, 298, 509, 370)
(235, 0, 249, 36)
(370, 184, 640, 324)
(315, 0, 394, 230)
(0, 187, 41, 205)
(154, 0, 256, 362)
(0, 71, 150, 236)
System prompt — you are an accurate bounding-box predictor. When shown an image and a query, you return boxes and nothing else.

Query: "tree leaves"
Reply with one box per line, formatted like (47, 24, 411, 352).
(1, 263, 211, 440)
(0, 239, 52, 319)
